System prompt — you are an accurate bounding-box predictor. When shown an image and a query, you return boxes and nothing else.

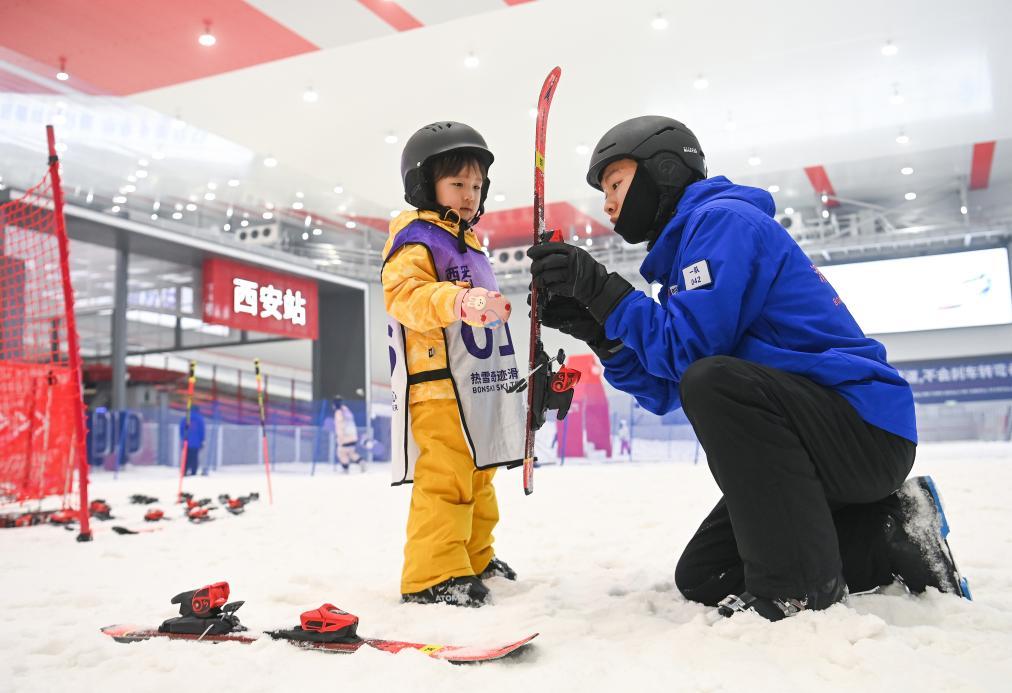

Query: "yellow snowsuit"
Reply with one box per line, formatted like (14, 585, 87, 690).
(382, 210, 500, 594)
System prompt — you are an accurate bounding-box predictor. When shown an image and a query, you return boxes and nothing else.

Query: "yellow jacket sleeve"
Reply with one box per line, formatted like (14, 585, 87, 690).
(382, 244, 461, 333)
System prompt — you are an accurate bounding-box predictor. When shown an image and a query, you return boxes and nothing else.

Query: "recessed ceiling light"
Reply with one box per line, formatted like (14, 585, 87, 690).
(263, 211, 274, 220)
(55, 57, 69, 81)
(822, 209, 830, 219)
(207, 182, 217, 190)
(960, 205, 968, 215)
(389, 210, 399, 217)
(384, 133, 399, 144)
(134, 170, 147, 179)
(821, 193, 829, 203)
(127, 175, 137, 183)
(748, 155, 761, 166)
(113, 195, 127, 204)
(304, 215, 313, 227)
(904, 192, 917, 201)
(204, 192, 215, 201)
(295, 191, 304, 199)
(198, 22, 216, 47)
(111, 205, 120, 213)
(228, 179, 240, 187)
(122, 184, 136, 193)
(152, 201, 160, 211)
(186, 203, 197, 212)
(896, 133, 910, 145)
(301, 232, 309, 240)
(312, 228, 322, 236)
(333, 185, 344, 194)
(881, 40, 898, 57)
(302, 87, 319, 103)
(693, 75, 709, 90)
(137, 159, 149, 167)
(345, 221, 357, 229)
(150, 213, 158, 220)
(223, 223, 231, 231)
(493, 193, 506, 203)
(263, 156, 278, 167)
(172, 212, 183, 220)
(784, 207, 795, 215)
(292, 201, 304, 210)
(265, 202, 275, 210)
(240, 219, 249, 227)
(652, 15, 669, 30)
(575, 144, 590, 155)
(900, 166, 914, 175)
(767, 184, 780, 193)
(464, 53, 480, 69)
(338, 204, 347, 213)
(586, 238, 593, 247)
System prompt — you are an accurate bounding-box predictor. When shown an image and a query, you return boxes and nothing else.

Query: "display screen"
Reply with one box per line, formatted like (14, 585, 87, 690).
(820, 248, 1012, 335)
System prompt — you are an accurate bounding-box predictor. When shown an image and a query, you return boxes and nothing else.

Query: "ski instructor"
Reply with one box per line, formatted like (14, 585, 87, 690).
(528, 116, 967, 621)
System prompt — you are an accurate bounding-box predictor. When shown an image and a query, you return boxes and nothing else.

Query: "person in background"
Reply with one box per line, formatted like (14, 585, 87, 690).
(333, 396, 364, 473)
(179, 405, 205, 476)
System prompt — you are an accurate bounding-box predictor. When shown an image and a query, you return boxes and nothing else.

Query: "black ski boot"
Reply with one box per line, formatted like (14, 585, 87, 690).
(885, 475, 972, 599)
(479, 557, 517, 581)
(159, 581, 246, 636)
(402, 576, 489, 608)
(717, 573, 848, 622)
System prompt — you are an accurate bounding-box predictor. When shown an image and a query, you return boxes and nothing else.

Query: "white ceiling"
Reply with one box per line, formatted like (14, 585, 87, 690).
(128, 0, 1012, 221)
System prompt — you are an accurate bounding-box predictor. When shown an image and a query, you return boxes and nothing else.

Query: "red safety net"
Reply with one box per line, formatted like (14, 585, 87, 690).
(0, 127, 90, 538)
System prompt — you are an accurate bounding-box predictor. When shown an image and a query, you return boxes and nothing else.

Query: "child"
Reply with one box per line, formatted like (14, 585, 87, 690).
(383, 121, 524, 607)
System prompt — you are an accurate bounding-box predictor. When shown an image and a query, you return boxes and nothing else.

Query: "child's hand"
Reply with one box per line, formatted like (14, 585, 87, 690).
(454, 287, 511, 330)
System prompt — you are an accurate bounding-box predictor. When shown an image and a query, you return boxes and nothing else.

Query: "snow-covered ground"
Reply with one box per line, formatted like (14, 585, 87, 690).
(2, 441, 1011, 692)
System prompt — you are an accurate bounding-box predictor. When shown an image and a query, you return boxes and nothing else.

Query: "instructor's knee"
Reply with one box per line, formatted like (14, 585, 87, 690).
(679, 356, 741, 409)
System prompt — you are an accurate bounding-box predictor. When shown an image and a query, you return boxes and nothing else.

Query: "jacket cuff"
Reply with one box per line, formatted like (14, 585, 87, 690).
(587, 273, 634, 324)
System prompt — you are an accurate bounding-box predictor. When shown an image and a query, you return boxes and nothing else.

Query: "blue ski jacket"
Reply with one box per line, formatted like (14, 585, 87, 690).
(601, 176, 917, 443)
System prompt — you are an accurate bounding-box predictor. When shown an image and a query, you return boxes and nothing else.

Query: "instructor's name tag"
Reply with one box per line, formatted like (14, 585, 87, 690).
(682, 260, 712, 290)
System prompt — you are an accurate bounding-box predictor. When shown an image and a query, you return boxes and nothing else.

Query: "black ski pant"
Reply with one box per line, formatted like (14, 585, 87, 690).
(674, 356, 915, 605)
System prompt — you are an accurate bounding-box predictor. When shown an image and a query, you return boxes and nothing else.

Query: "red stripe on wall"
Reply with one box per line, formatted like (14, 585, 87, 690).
(503, 0, 537, 5)
(803, 165, 840, 208)
(969, 141, 996, 190)
(357, 0, 424, 32)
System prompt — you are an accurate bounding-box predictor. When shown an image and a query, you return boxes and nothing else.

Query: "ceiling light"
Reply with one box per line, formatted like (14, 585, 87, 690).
(207, 182, 217, 190)
(223, 223, 231, 231)
(881, 41, 898, 57)
(137, 159, 149, 167)
(767, 184, 780, 193)
(198, 22, 216, 47)
(747, 155, 761, 166)
(652, 14, 669, 30)
(483, 237, 489, 247)
(338, 204, 347, 213)
(295, 191, 304, 199)
(464, 53, 480, 69)
(904, 192, 917, 201)
(333, 185, 344, 194)
(152, 201, 160, 211)
(493, 193, 506, 203)
(55, 57, 69, 81)
(821, 209, 830, 219)
(900, 166, 914, 175)
(150, 213, 158, 220)
(186, 203, 197, 211)
(585, 238, 593, 247)
(263, 211, 274, 220)
(226, 207, 234, 217)
(960, 205, 968, 215)
(312, 228, 322, 236)
(265, 202, 275, 210)
(263, 156, 278, 167)
(122, 184, 136, 193)
(302, 87, 319, 103)
(127, 175, 137, 183)
(384, 133, 399, 144)
(152, 151, 165, 160)
(575, 144, 590, 155)
(113, 195, 127, 204)
(227, 179, 240, 187)
(172, 212, 182, 220)
(821, 193, 829, 203)
(528, 107, 538, 119)
(693, 75, 709, 90)
(572, 233, 580, 242)
(111, 205, 120, 213)
(304, 215, 313, 227)
(204, 192, 216, 201)
(784, 207, 795, 215)
(345, 221, 357, 229)
(896, 132, 910, 145)
(389, 210, 399, 217)
(292, 201, 304, 210)
(135, 170, 148, 178)
(240, 219, 249, 227)
(174, 203, 183, 211)
(301, 232, 309, 241)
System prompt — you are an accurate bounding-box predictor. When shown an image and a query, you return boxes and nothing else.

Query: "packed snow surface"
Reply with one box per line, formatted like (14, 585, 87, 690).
(2, 441, 1011, 692)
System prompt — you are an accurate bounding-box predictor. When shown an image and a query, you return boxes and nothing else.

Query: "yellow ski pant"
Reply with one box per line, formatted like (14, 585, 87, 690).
(401, 398, 499, 594)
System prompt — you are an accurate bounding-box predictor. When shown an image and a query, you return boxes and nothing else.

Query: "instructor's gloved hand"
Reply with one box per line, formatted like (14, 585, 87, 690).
(527, 242, 634, 323)
(454, 287, 511, 330)
(532, 293, 624, 361)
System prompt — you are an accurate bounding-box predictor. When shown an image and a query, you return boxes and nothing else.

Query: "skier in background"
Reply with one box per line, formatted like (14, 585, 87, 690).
(383, 122, 525, 607)
(617, 419, 631, 459)
(529, 115, 970, 621)
(333, 396, 364, 473)
(179, 405, 205, 476)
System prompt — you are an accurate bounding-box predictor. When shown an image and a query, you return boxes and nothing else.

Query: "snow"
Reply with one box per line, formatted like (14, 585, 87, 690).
(2, 441, 1011, 692)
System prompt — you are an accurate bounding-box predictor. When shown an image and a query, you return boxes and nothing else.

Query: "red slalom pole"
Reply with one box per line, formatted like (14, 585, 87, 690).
(176, 361, 197, 502)
(254, 359, 274, 504)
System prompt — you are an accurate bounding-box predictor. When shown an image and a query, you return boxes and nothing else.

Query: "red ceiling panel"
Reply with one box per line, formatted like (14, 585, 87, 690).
(0, 0, 319, 95)
(803, 165, 841, 208)
(357, 0, 424, 32)
(969, 141, 996, 190)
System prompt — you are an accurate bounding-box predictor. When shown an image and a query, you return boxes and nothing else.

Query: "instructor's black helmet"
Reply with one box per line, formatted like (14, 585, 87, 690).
(401, 121, 494, 227)
(586, 115, 706, 191)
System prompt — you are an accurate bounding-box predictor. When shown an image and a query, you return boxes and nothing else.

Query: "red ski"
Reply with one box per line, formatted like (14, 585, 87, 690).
(100, 624, 537, 664)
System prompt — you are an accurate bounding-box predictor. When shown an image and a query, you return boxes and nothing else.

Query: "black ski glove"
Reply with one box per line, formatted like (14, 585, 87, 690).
(532, 293, 624, 361)
(527, 242, 634, 323)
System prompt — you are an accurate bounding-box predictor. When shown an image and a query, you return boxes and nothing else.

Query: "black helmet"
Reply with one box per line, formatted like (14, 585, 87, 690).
(586, 115, 706, 190)
(401, 121, 494, 227)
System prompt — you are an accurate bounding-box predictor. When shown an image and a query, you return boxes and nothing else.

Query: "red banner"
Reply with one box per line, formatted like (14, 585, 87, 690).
(202, 258, 318, 339)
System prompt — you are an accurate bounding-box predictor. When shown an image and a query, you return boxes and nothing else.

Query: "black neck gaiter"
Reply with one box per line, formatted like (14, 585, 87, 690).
(613, 165, 660, 245)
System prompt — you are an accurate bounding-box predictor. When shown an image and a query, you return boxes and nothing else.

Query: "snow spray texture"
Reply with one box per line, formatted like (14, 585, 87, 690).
(386, 220, 525, 484)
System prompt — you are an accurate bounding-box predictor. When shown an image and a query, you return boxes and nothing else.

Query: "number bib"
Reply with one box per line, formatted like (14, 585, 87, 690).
(386, 221, 525, 485)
